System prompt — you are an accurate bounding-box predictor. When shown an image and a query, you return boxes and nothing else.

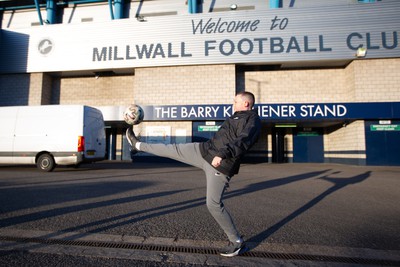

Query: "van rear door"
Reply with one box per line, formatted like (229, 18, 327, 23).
(0, 107, 17, 163)
(83, 106, 106, 160)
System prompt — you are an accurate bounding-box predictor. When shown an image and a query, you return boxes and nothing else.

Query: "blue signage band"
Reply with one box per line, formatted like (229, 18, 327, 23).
(139, 102, 400, 121)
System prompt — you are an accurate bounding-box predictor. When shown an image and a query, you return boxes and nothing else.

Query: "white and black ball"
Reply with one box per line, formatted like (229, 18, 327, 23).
(123, 104, 144, 125)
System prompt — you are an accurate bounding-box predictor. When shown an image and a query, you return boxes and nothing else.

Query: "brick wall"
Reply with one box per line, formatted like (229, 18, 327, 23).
(28, 73, 44, 105)
(5, 58, 397, 109)
(53, 75, 135, 106)
(353, 59, 400, 102)
(245, 68, 350, 104)
(134, 65, 236, 105)
(324, 121, 366, 164)
(27, 73, 53, 105)
(41, 74, 53, 105)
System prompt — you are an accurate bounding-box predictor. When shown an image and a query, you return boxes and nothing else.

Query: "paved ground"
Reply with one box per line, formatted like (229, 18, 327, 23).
(0, 161, 399, 266)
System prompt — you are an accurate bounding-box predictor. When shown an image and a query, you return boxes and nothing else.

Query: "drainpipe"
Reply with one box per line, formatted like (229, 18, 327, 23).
(270, 0, 282, 9)
(34, 0, 44, 25)
(188, 0, 197, 14)
(46, 0, 57, 24)
(114, 0, 124, 19)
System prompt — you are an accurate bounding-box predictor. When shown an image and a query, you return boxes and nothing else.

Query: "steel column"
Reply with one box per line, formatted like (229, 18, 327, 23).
(34, 0, 44, 25)
(188, 0, 197, 14)
(270, 0, 282, 9)
(46, 0, 57, 24)
(114, 0, 124, 19)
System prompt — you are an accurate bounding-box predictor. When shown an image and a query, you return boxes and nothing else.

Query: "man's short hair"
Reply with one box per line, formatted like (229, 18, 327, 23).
(237, 91, 255, 108)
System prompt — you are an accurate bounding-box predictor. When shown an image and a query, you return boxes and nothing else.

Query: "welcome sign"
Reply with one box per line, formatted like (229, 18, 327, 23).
(89, 7, 399, 67)
(91, 18, 397, 63)
(1, 1, 399, 73)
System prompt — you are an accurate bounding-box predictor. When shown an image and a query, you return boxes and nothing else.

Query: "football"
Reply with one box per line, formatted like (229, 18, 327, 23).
(123, 104, 144, 125)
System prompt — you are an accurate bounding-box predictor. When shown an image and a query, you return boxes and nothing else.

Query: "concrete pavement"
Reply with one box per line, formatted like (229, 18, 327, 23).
(0, 161, 399, 266)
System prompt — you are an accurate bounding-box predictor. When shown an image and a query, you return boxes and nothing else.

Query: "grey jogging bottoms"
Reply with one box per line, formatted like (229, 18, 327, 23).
(138, 142, 240, 243)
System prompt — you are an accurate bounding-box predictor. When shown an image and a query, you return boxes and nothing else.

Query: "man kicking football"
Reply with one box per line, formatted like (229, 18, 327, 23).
(126, 91, 261, 257)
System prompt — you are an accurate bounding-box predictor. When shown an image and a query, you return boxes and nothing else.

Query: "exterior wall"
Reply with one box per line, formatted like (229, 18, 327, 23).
(28, 72, 42, 105)
(244, 58, 400, 105)
(29, 73, 52, 105)
(0, 73, 52, 106)
(353, 59, 400, 102)
(344, 61, 356, 102)
(0, 74, 30, 106)
(1, 9, 41, 28)
(244, 68, 351, 104)
(53, 75, 135, 106)
(323, 59, 400, 164)
(324, 121, 366, 165)
(0, 58, 399, 164)
(41, 73, 53, 105)
(1, 58, 398, 108)
(243, 58, 400, 164)
(63, 3, 110, 25)
(134, 65, 236, 106)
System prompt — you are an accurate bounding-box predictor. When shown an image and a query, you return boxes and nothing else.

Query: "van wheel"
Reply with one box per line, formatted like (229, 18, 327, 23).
(37, 153, 55, 172)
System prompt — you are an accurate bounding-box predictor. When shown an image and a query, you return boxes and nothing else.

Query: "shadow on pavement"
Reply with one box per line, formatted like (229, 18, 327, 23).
(247, 171, 371, 249)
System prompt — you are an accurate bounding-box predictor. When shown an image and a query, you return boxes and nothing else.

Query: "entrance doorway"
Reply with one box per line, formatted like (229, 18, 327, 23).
(293, 128, 324, 163)
(105, 127, 116, 160)
(272, 128, 286, 163)
(365, 120, 400, 166)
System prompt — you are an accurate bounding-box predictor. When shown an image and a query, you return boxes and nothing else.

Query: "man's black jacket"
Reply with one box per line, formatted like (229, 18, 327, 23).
(199, 109, 261, 177)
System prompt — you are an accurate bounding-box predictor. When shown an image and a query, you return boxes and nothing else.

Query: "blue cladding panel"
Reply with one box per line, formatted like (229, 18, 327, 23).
(365, 120, 400, 166)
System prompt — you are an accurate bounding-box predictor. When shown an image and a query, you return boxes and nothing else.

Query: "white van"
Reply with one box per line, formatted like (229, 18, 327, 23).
(0, 105, 106, 171)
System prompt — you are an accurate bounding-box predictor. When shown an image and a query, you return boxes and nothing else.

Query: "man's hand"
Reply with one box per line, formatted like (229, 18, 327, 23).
(212, 156, 222, 167)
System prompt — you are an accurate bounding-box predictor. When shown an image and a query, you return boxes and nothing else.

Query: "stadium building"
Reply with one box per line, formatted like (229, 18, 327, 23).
(1, 0, 399, 165)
